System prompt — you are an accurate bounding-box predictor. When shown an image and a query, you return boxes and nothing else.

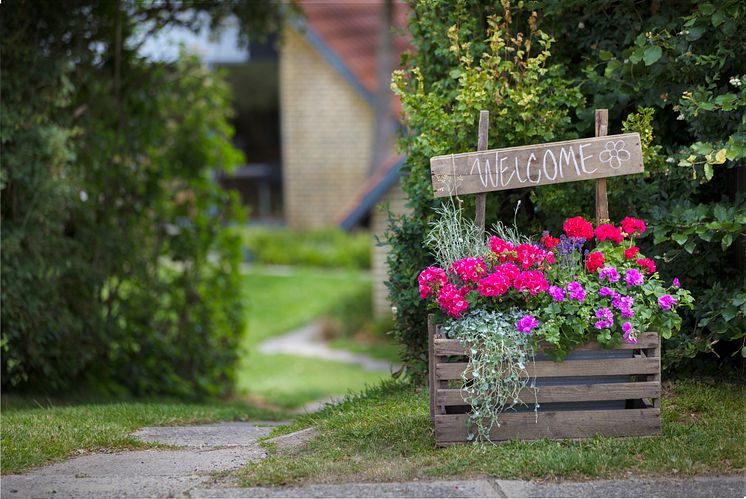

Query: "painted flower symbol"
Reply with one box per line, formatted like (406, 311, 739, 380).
(599, 140, 631, 169)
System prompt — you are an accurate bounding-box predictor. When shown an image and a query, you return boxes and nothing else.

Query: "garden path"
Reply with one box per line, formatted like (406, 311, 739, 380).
(3, 420, 742, 498)
(257, 320, 400, 372)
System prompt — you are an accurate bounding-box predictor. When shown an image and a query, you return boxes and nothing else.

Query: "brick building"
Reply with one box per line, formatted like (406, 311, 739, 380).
(280, 2, 411, 317)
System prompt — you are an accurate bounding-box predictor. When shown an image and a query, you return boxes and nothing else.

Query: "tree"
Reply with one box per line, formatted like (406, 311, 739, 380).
(1, 0, 296, 395)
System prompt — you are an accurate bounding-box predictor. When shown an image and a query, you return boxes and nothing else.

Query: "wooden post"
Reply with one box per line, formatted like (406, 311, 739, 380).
(475, 110, 489, 234)
(595, 109, 609, 224)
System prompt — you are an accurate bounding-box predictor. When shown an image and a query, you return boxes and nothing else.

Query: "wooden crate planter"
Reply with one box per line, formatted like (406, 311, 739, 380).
(428, 315, 661, 446)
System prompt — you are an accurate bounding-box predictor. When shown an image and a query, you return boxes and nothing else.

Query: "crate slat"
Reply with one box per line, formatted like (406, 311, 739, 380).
(433, 332, 660, 356)
(436, 357, 659, 380)
(437, 381, 660, 406)
(434, 408, 661, 444)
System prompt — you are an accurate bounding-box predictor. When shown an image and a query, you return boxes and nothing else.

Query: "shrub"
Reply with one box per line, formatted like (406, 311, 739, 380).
(387, 0, 745, 379)
(244, 227, 371, 269)
(0, 3, 270, 396)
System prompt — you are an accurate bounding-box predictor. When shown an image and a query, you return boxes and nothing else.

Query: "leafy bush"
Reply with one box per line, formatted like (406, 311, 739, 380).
(0, 2, 290, 396)
(387, 0, 745, 379)
(244, 227, 371, 269)
(387, 4, 583, 379)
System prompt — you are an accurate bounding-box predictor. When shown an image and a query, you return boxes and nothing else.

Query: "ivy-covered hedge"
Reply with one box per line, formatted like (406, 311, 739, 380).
(387, 0, 745, 380)
(0, 1, 287, 396)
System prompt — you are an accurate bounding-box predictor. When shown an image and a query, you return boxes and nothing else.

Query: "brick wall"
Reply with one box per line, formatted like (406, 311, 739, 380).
(279, 26, 375, 229)
(371, 182, 409, 318)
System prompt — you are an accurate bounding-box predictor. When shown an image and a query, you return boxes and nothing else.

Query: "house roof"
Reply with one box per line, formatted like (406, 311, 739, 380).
(297, 0, 410, 116)
(338, 154, 405, 230)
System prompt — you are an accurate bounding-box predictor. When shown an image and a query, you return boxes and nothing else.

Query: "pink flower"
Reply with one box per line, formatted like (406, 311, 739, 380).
(598, 266, 620, 283)
(565, 281, 586, 302)
(613, 295, 635, 318)
(622, 322, 637, 344)
(673, 277, 681, 288)
(594, 307, 614, 329)
(436, 283, 469, 318)
(516, 315, 539, 334)
(595, 224, 624, 244)
(450, 257, 487, 283)
(548, 285, 565, 302)
(477, 272, 511, 297)
(418, 266, 447, 299)
(658, 294, 677, 311)
(489, 236, 515, 262)
(621, 217, 646, 236)
(599, 286, 619, 300)
(495, 263, 520, 282)
(625, 268, 644, 287)
(513, 270, 549, 295)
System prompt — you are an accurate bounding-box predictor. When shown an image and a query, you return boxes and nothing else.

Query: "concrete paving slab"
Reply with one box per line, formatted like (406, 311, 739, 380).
(265, 427, 319, 452)
(1, 474, 203, 499)
(495, 474, 745, 498)
(132, 421, 282, 448)
(190, 479, 502, 498)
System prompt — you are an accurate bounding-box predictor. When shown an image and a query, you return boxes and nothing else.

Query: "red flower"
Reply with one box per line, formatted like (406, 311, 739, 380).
(513, 270, 549, 295)
(595, 224, 624, 244)
(624, 246, 640, 259)
(636, 258, 656, 274)
(621, 216, 646, 236)
(563, 216, 594, 240)
(540, 233, 560, 249)
(586, 251, 605, 273)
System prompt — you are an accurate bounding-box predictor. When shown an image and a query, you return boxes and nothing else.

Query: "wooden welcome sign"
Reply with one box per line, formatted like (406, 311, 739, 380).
(430, 133, 643, 197)
(429, 109, 644, 227)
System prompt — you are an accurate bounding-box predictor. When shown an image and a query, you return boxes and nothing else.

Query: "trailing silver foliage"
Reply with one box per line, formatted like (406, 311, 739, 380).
(425, 199, 489, 269)
(441, 309, 538, 442)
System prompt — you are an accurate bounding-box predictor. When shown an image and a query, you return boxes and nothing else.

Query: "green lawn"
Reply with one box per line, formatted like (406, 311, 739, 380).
(236, 353, 387, 409)
(241, 266, 373, 347)
(238, 266, 390, 408)
(236, 379, 745, 485)
(1, 397, 282, 475)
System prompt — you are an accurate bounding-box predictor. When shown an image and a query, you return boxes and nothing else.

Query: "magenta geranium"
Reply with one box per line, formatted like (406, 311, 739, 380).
(625, 268, 644, 287)
(594, 307, 614, 329)
(450, 257, 487, 283)
(436, 283, 469, 318)
(658, 294, 677, 310)
(516, 315, 539, 334)
(565, 281, 586, 302)
(598, 266, 620, 283)
(418, 266, 447, 299)
(548, 285, 565, 302)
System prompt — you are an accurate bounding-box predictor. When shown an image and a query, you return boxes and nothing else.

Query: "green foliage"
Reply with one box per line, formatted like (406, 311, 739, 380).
(388, 0, 746, 377)
(0, 1, 290, 396)
(244, 227, 371, 269)
(387, 1, 584, 379)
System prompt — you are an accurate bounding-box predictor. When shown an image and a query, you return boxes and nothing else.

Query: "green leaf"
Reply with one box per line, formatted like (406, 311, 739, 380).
(721, 233, 733, 250)
(672, 233, 688, 246)
(704, 163, 714, 181)
(722, 306, 737, 322)
(684, 241, 697, 254)
(686, 26, 706, 41)
(643, 46, 662, 66)
(599, 50, 613, 61)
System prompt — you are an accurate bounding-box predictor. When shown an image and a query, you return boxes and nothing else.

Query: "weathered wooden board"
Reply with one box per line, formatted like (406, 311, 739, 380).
(436, 356, 659, 380)
(437, 381, 661, 406)
(434, 408, 661, 443)
(430, 132, 643, 197)
(434, 332, 660, 356)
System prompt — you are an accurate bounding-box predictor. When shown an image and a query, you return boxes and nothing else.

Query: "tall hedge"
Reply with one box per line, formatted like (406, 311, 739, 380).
(0, 0, 289, 396)
(387, 0, 745, 379)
